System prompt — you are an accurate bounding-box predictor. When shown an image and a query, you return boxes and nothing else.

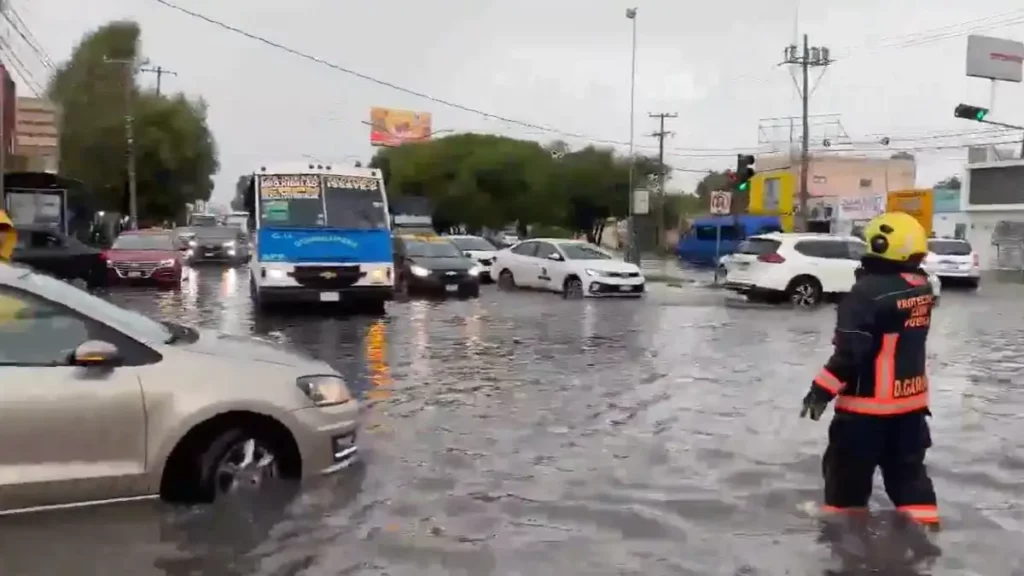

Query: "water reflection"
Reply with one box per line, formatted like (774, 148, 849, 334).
(365, 319, 392, 402)
(408, 300, 430, 382)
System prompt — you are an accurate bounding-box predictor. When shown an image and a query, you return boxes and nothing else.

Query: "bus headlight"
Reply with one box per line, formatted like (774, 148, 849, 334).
(368, 268, 388, 283)
(266, 268, 287, 280)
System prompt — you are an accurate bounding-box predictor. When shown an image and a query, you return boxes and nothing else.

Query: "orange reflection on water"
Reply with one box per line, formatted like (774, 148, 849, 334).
(365, 319, 392, 402)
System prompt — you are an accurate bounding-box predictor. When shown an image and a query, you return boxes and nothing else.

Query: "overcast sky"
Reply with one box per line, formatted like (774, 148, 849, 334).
(10, 0, 1024, 202)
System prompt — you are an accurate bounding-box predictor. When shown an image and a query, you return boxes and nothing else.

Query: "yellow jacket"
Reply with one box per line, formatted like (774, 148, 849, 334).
(0, 209, 14, 261)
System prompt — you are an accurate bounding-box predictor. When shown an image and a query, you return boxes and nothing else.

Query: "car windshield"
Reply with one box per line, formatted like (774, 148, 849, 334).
(191, 215, 218, 227)
(450, 236, 494, 251)
(20, 269, 175, 344)
(193, 227, 240, 240)
(559, 243, 612, 260)
(258, 174, 325, 228)
(406, 239, 462, 258)
(929, 240, 971, 256)
(112, 234, 175, 250)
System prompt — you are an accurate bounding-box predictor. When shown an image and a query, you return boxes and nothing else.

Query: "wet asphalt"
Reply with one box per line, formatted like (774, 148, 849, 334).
(2, 264, 1023, 575)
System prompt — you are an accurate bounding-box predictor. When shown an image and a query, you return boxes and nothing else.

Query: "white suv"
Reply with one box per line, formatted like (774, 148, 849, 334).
(923, 238, 980, 289)
(723, 233, 941, 307)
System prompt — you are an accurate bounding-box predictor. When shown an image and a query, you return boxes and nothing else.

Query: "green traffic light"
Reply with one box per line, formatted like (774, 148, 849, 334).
(976, 110, 987, 120)
(738, 181, 749, 192)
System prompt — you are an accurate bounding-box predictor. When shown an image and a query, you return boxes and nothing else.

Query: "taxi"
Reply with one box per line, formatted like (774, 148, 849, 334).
(392, 233, 481, 298)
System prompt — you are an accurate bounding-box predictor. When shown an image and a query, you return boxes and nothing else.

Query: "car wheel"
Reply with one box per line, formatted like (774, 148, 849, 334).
(787, 276, 822, 308)
(364, 299, 387, 315)
(563, 276, 585, 299)
(250, 277, 267, 310)
(195, 428, 283, 502)
(458, 284, 480, 299)
(965, 278, 980, 290)
(395, 274, 410, 300)
(498, 269, 516, 290)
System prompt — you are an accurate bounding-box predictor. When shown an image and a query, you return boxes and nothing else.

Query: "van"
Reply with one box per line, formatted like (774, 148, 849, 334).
(676, 215, 783, 266)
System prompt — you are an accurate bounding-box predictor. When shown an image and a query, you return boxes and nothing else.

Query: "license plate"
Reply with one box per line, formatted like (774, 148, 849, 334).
(445, 284, 459, 292)
(320, 292, 340, 302)
(619, 285, 632, 292)
(127, 271, 143, 278)
(205, 252, 215, 257)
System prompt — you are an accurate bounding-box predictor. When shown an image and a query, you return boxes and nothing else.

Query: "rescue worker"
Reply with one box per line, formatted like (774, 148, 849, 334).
(800, 211, 939, 527)
(0, 209, 14, 261)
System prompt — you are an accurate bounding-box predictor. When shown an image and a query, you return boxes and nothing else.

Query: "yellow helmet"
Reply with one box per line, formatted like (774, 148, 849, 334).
(0, 210, 14, 261)
(863, 211, 927, 262)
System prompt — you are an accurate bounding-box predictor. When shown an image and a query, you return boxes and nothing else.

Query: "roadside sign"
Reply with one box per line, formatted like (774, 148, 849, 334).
(710, 190, 732, 215)
(633, 189, 650, 215)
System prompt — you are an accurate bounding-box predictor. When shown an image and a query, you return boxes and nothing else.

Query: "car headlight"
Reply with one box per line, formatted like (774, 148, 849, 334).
(159, 259, 176, 267)
(410, 264, 430, 277)
(223, 240, 235, 247)
(585, 269, 604, 277)
(188, 240, 197, 247)
(368, 268, 389, 283)
(296, 375, 352, 407)
(468, 266, 481, 276)
(266, 268, 288, 279)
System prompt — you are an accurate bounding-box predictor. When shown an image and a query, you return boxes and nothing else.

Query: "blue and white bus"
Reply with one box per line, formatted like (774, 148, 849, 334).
(246, 163, 394, 312)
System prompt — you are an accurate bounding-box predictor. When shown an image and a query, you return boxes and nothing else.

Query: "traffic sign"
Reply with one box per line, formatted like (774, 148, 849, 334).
(633, 189, 650, 214)
(710, 190, 732, 215)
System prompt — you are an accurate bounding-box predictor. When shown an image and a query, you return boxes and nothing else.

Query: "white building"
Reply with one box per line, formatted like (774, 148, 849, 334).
(962, 158, 1024, 271)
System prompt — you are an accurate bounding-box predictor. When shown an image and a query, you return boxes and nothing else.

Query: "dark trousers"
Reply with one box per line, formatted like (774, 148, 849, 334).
(822, 412, 938, 516)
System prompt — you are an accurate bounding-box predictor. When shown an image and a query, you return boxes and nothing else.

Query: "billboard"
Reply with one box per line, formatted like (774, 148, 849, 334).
(966, 35, 1024, 82)
(369, 107, 432, 147)
(887, 189, 934, 237)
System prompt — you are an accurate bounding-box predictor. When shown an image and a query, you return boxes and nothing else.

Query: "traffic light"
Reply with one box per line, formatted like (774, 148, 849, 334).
(735, 154, 755, 192)
(954, 103, 989, 122)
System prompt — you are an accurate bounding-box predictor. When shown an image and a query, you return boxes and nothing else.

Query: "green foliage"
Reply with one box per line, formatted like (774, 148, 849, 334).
(934, 175, 961, 190)
(231, 174, 252, 211)
(48, 21, 219, 222)
(370, 134, 662, 240)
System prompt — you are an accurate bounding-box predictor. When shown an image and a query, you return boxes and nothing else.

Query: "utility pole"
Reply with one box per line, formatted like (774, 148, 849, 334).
(647, 112, 676, 244)
(104, 57, 139, 229)
(140, 65, 176, 97)
(782, 35, 831, 231)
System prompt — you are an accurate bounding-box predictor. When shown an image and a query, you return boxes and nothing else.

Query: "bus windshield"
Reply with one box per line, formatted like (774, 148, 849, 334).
(258, 174, 326, 228)
(323, 175, 388, 229)
(257, 173, 387, 229)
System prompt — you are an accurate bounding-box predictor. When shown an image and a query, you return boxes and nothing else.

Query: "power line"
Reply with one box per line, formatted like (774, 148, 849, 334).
(3, 6, 55, 72)
(0, 36, 42, 95)
(150, 0, 1024, 163)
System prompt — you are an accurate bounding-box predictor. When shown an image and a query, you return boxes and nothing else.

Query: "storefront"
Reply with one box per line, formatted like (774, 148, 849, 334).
(836, 195, 885, 238)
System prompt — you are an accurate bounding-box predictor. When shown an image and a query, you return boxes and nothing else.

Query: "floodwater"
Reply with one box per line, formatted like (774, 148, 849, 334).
(2, 265, 1023, 575)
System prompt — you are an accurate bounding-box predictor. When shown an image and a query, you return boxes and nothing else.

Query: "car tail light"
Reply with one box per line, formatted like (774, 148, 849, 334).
(99, 250, 108, 261)
(972, 253, 979, 266)
(758, 253, 785, 264)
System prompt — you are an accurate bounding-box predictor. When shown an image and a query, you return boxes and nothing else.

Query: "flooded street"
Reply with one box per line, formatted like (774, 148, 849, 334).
(2, 265, 1023, 575)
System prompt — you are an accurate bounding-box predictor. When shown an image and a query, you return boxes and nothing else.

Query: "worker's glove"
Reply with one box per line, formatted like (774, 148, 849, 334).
(799, 387, 831, 421)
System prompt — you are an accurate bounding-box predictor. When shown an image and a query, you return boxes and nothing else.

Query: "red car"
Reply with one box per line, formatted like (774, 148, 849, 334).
(104, 229, 184, 288)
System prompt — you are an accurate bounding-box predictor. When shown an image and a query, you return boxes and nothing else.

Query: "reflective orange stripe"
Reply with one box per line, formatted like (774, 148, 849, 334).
(820, 505, 868, 514)
(897, 504, 939, 524)
(835, 333, 929, 415)
(813, 368, 845, 394)
(875, 333, 898, 400)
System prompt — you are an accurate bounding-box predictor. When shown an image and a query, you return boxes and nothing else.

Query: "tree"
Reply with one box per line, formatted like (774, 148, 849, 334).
(934, 175, 961, 190)
(231, 174, 252, 211)
(370, 134, 660, 242)
(49, 21, 219, 223)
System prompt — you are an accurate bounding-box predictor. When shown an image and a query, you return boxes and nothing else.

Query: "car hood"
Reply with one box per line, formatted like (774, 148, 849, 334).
(194, 236, 236, 244)
(180, 329, 333, 370)
(575, 259, 640, 273)
(107, 250, 178, 262)
(409, 256, 474, 270)
(463, 250, 496, 260)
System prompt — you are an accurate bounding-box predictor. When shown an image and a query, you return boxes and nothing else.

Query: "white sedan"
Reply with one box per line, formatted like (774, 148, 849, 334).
(492, 238, 644, 298)
(447, 234, 498, 282)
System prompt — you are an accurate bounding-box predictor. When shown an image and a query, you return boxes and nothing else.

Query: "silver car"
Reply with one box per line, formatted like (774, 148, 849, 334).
(0, 261, 360, 515)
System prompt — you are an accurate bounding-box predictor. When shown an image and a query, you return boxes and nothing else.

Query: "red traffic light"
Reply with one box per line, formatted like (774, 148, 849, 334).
(726, 170, 738, 182)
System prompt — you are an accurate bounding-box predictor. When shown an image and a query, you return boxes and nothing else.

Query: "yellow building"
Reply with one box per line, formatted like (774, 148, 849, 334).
(749, 154, 916, 231)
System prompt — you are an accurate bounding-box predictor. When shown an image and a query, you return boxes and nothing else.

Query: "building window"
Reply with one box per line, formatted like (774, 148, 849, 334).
(954, 223, 967, 239)
(859, 178, 872, 188)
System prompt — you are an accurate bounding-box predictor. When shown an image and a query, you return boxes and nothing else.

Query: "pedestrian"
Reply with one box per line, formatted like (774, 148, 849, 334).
(800, 211, 939, 527)
(0, 210, 14, 262)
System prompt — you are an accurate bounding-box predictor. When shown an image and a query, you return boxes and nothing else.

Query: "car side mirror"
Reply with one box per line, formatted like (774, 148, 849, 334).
(547, 253, 562, 261)
(71, 340, 121, 368)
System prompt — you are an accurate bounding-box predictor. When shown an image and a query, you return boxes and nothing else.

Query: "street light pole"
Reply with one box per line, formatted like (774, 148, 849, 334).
(105, 56, 138, 230)
(625, 7, 638, 264)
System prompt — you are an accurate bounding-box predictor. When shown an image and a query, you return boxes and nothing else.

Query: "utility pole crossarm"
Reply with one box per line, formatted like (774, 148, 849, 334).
(139, 65, 177, 97)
